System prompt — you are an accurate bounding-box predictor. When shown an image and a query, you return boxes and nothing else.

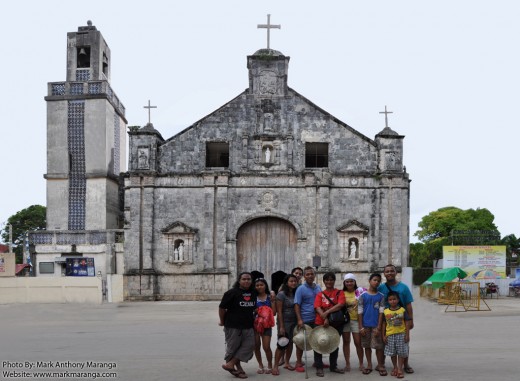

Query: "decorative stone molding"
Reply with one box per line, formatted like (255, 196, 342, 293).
(337, 220, 369, 262)
(258, 191, 278, 210)
(162, 222, 198, 264)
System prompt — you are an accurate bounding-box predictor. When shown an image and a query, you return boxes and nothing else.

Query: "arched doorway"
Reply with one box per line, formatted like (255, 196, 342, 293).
(236, 217, 297, 285)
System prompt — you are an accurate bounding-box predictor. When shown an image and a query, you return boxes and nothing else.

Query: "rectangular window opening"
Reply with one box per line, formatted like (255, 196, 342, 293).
(206, 142, 229, 168)
(305, 143, 328, 168)
(39, 262, 55, 274)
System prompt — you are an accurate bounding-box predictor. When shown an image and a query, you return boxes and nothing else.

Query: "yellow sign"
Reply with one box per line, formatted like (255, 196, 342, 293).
(443, 246, 506, 279)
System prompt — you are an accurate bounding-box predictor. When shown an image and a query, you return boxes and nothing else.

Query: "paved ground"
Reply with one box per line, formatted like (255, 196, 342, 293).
(1, 291, 519, 381)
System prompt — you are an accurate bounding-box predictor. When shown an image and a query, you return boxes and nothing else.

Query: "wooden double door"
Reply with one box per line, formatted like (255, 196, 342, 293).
(237, 217, 297, 285)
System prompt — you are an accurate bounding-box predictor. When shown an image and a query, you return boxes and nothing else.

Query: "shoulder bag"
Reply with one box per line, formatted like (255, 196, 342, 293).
(323, 290, 350, 328)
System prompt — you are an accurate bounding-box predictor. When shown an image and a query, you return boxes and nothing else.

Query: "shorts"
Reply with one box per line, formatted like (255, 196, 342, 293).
(224, 327, 255, 363)
(342, 319, 360, 333)
(360, 327, 384, 350)
(258, 328, 272, 336)
(384, 333, 408, 357)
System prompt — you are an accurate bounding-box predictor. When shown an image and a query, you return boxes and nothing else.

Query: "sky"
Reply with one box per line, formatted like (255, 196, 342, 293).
(0, 0, 518, 242)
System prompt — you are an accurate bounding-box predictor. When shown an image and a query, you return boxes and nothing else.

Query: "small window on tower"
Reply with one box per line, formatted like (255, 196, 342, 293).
(206, 142, 229, 168)
(305, 143, 328, 168)
(77, 47, 91, 68)
(102, 52, 109, 76)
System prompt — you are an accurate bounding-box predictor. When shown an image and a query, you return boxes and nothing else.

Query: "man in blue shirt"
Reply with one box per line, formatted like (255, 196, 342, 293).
(378, 264, 414, 374)
(294, 266, 322, 372)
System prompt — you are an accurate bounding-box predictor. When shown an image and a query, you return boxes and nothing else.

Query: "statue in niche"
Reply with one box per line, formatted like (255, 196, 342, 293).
(178, 243, 184, 261)
(349, 239, 358, 259)
(265, 147, 271, 163)
(138, 148, 149, 169)
(264, 113, 274, 131)
(173, 247, 179, 261)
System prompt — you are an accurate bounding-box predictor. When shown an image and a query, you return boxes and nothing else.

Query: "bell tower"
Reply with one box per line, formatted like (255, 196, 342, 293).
(45, 21, 127, 231)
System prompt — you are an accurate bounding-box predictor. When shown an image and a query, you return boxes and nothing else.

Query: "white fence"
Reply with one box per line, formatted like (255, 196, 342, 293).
(0, 277, 109, 304)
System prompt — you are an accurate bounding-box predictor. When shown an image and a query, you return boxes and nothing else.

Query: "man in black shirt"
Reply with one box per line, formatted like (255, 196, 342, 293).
(219, 272, 256, 379)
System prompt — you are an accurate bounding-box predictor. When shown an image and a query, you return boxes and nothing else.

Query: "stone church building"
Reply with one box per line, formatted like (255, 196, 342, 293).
(31, 23, 410, 300)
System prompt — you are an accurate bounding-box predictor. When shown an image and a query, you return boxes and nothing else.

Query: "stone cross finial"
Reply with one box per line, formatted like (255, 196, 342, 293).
(379, 105, 393, 128)
(143, 100, 157, 124)
(257, 14, 281, 50)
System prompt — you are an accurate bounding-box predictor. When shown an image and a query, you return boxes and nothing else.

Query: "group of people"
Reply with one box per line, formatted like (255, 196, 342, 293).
(218, 264, 414, 379)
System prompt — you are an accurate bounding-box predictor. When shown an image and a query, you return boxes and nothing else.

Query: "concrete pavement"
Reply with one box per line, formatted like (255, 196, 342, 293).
(1, 291, 519, 381)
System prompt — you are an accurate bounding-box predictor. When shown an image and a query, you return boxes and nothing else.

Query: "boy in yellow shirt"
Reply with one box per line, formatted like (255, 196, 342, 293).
(382, 291, 409, 379)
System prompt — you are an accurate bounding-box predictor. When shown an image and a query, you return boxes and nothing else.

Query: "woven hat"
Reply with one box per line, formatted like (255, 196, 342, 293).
(292, 324, 313, 351)
(277, 336, 289, 348)
(308, 326, 340, 354)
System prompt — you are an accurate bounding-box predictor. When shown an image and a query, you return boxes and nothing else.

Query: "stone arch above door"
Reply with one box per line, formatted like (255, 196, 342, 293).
(234, 212, 304, 240)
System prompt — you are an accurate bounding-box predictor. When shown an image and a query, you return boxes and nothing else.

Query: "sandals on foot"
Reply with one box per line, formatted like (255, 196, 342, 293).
(222, 364, 239, 376)
(377, 368, 388, 376)
(404, 366, 414, 374)
(396, 371, 405, 379)
(265, 368, 272, 374)
(362, 368, 373, 375)
(283, 365, 295, 371)
(331, 368, 345, 374)
(271, 368, 280, 376)
(257, 368, 266, 374)
(236, 372, 248, 379)
(316, 368, 324, 377)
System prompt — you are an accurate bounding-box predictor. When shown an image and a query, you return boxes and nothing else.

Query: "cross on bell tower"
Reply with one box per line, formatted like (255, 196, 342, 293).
(379, 105, 393, 128)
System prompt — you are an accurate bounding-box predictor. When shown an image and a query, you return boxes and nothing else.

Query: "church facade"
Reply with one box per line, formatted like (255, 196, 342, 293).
(125, 51, 410, 300)
(31, 23, 410, 301)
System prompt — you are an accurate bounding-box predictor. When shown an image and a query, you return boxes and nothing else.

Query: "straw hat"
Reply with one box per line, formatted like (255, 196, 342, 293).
(308, 326, 340, 354)
(292, 324, 313, 351)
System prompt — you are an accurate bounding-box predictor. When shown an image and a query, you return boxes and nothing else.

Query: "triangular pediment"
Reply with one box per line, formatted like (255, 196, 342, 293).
(336, 220, 369, 233)
(161, 221, 197, 234)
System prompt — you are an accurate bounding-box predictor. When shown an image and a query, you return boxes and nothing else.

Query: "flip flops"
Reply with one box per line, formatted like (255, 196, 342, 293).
(222, 364, 239, 377)
(377, 368, 388, 376)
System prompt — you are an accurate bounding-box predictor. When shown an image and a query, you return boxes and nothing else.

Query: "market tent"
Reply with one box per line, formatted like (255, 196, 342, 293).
(424, 267, 468, 289)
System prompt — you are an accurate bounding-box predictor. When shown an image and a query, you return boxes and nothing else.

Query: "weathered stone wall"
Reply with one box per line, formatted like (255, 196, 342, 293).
(123, 50, 410, 299)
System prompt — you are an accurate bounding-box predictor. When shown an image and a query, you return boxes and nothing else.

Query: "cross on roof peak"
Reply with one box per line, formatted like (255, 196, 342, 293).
(257, 14, 281, 50)
(143, 100, 157, 124)
(379, 105, 393, 128)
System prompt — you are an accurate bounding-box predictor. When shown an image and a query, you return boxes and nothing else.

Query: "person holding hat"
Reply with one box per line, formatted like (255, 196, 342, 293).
(272, 274, 299, 376)
(313, 272, 346, 376)
(294, 266, 322, 372)
(342, 273, 367, 372)
(219, 272, 256, 379)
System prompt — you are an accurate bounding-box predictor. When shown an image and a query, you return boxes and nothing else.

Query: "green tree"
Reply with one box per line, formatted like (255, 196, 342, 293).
(1, 205, 46, 263)
(409, 242, 429, 268)
(501, 234, 520, 269)
(413, 206, 499, 262)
